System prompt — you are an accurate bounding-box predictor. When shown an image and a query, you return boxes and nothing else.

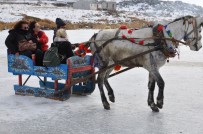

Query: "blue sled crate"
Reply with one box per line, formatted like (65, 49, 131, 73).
(8, 54, 95, 100)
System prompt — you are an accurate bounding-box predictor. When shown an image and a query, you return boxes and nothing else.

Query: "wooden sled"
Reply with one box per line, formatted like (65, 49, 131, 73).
(7, 54, 95, 101)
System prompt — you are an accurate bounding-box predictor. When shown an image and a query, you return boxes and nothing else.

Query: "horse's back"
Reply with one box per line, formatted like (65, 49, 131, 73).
(98, 28, 153, 38)
(119, 28, 153, 38)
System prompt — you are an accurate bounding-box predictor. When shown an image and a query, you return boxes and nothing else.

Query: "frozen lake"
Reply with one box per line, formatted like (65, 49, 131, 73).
(0, 30, 203, 134)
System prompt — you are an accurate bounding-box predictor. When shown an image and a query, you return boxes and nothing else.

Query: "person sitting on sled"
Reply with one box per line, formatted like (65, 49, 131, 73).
(5, 20, 44, 66)
(29, 21, 49, 53)
(53, 28, 74, 64)
(53, 18, 66, 42)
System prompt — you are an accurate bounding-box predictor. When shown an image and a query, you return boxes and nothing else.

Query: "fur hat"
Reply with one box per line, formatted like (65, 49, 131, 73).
(55, 18, 66, 28)
(56, 28, 67, 39)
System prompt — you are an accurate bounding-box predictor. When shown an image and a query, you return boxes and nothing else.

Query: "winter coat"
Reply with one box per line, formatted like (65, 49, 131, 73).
(53, 28, 58, 42)
(5, 29, 38, 54)
(53, 37, 74, 64)
(32, 31, 48, 52)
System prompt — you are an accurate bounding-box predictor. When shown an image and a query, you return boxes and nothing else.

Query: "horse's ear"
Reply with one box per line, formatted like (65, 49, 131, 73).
(188, 18, 193, 24)
(183, 20, 186, 25)
(195, 15, 200, 18)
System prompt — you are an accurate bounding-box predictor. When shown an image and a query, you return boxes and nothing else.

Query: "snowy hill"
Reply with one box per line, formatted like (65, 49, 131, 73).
(0, 0, 203, 24)
(117, 0, 203, 22)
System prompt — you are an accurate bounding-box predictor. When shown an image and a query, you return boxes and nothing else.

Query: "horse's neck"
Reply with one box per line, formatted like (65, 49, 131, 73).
(97, 29, 118, 41)
(166, 21, 185, 40)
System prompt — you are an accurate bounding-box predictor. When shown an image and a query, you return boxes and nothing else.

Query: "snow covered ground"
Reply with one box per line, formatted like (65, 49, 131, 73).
(0, 4, 130, 24)
(1, 1, 202, 25)
(0, 29, 203, 134)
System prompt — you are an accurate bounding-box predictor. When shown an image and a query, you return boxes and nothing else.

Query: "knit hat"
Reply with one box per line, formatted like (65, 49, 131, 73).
(55, 18, 66, 29)
(56, 28, 67, 39)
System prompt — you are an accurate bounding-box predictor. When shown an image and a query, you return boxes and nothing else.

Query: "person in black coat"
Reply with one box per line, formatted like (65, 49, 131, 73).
(53, 28, 74, 64)
(5, 20, 44, 66)
(53, 18, 66, 42)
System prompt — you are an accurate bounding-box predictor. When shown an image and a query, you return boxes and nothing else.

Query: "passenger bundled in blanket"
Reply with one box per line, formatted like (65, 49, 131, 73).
(5, 20, 44, 66)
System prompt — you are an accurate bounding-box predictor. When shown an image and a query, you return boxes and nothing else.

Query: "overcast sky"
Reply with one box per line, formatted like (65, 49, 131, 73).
(162, 0, 203, 7)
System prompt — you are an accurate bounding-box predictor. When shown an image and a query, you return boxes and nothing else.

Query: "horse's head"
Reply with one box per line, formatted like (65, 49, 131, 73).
(182, 16, 203, 51)
(164, 16, 203, 51)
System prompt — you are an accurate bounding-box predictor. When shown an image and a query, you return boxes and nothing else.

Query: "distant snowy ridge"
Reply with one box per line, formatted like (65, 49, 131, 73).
(117, 0, 203, 22)
(0, 0, 203, 24)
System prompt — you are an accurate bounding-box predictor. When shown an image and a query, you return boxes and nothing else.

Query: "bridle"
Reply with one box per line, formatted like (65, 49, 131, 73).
(183, 16, 201, 50)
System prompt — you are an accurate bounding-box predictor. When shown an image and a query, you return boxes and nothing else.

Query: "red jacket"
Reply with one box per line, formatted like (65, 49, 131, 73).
(38, 31, 48, 52)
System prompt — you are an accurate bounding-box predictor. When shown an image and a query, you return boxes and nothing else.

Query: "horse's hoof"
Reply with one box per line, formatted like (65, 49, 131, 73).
(103, 101, 110, 110)
(149, 103, 159, 112)
(109, 95, 115, 103)
(157, 99, 164, 109)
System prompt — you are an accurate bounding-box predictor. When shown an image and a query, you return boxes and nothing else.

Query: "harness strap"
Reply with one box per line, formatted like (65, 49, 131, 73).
(193, 18, 199, 50)
(93, 29, 122, 68)
(94, 29, 121, 54)
(115, 29, 121, 37)
(91, 33, 107, 68)
(184, 19, 201, 38)
(183, 17, 200, 50)
(153, 24, 177, 58)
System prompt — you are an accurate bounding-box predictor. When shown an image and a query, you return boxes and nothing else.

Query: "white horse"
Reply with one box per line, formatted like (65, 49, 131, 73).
(89, 16, 203, 112)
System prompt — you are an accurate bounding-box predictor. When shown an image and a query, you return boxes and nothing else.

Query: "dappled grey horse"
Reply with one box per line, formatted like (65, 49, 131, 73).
(89, 16, 203, 112)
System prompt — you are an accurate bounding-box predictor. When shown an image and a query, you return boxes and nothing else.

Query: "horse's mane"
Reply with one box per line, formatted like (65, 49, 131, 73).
(168, 15, 193, 25)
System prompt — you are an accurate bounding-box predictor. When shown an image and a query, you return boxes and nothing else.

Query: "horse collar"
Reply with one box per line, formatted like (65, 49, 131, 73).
(164, 25, 173, 38)
(153, 24, 176, 58)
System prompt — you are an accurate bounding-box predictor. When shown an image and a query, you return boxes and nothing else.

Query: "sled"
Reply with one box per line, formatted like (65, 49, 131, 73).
(7, 54, 95, 100)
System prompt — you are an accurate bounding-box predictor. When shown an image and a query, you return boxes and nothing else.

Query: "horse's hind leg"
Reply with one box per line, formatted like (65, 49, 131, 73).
(98, 72, 110, 110)
(148, 73, 159, 112)
(104, 68, 115, 103)
(150, 70, 165, 109)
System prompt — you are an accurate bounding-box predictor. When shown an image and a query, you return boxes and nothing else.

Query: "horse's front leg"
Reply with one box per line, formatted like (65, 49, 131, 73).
(104, 68, 115, 103)
(97, 72, 110, 110)
(148, 73, 159, 112)
(104, 80, 115, 102)
(150, 70, 165, 109)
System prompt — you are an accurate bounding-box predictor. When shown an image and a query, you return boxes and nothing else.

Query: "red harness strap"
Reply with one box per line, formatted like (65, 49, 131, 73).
(75, 43, 91, 57)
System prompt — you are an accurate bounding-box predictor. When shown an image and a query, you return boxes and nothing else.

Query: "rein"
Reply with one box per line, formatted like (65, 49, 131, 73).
(83, 35, 186, 59)
(83, 29, 187, 59)
(85, 36, 187, 46)
(53, 46, 161, 96)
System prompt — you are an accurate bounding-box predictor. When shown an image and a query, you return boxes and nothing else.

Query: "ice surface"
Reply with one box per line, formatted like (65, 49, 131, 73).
(0, 30, 203, 134)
